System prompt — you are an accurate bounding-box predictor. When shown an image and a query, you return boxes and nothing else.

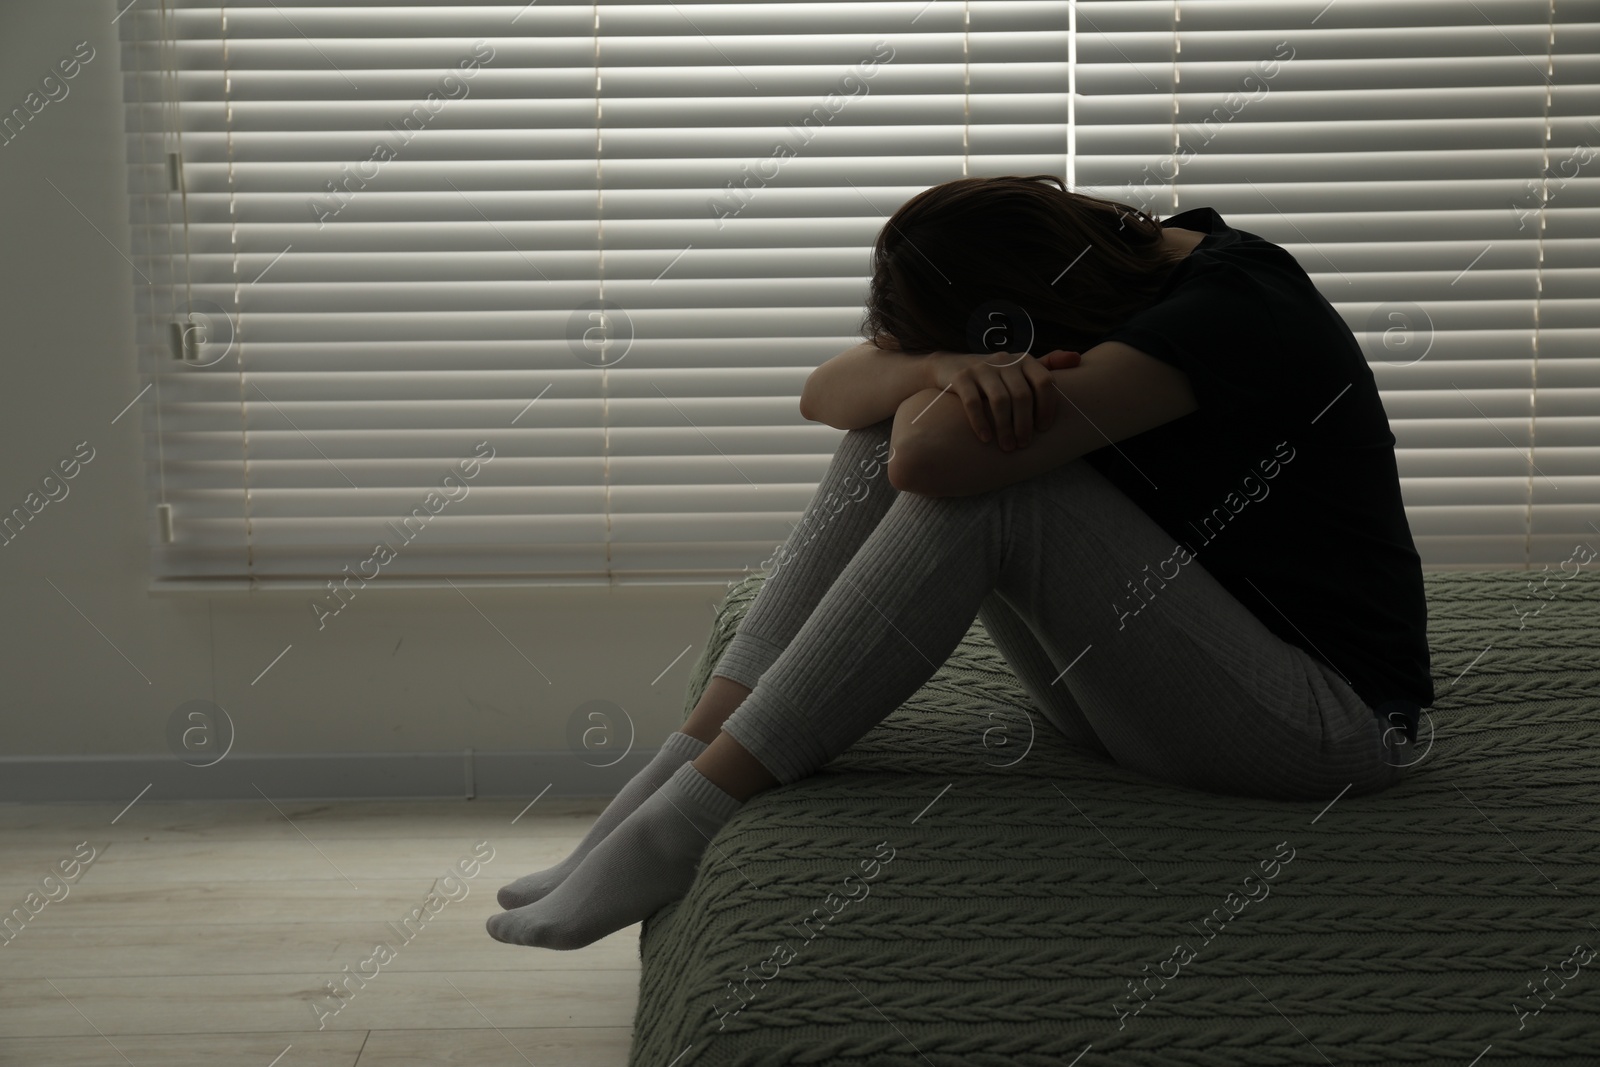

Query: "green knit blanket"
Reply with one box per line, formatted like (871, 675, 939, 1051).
(631, 570, 1600, 1067)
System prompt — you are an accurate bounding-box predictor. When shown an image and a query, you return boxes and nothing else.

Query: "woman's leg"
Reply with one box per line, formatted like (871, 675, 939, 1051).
(685, 416, 900, 738)
(688, 586, 1123, 802)
(488, 472, 1007, 947)
(703, 452, 1408, 799)
(975, 590, 1110, 759)
(973, 457, 1412, 800)
(496, 418, 899, 908)
(489, 452, 1407, 948)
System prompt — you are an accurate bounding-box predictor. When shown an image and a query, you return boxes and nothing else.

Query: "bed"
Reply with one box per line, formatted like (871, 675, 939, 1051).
(629, 569, 1600, 1067)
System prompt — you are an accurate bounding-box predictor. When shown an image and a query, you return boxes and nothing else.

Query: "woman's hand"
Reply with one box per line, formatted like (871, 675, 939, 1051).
(924, 349, 1082, 450)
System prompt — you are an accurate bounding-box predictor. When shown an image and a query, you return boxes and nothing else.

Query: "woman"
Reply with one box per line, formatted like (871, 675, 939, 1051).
(487, 174, 1434, 951)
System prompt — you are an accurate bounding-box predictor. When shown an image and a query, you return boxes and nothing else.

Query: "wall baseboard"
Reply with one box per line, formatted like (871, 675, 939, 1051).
(0, 749, 658, 803)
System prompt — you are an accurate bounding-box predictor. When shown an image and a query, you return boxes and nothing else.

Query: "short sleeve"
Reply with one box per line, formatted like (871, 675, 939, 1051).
(1097, 257, 1329, 421)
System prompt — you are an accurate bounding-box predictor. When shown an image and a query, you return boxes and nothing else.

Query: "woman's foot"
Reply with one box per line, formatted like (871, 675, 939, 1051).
(496, 730, 708, 909)
(486, 762, 743, 950)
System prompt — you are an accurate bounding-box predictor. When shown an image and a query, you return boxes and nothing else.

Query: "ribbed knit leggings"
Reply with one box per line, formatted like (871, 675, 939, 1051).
(712, 417, 1412, 801)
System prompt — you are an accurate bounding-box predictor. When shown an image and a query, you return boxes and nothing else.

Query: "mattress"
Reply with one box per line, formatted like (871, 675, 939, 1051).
(630, 569, 1600, 1067)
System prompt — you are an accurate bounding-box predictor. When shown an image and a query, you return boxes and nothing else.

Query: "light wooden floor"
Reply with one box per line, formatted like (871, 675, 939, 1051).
(0, 796, 639, 1066)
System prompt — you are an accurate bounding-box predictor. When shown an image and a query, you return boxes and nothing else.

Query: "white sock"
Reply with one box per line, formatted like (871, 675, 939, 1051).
(485, 762, 742, 950)
(496, 730, 709, 909)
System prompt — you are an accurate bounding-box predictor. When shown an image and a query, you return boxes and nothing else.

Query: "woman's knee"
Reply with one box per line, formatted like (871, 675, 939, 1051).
(839, 417, 894, 458)
(827, 419, 898, 495)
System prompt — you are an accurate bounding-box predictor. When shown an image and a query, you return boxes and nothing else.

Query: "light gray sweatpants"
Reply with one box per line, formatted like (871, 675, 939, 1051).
(712, 417, 1414, 801)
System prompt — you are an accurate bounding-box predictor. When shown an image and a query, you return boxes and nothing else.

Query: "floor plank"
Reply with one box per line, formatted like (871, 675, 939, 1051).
(0, 798, 608, 844)
(2, 836, 598, 887)
(0, 799, 638, 1067)
(355, 1027, 635, 1066)
(0, 920, 640, 978)
(0, 879, 611, 928)
(0, 1030, 366, 1066)
(0, 970, 638, 1038)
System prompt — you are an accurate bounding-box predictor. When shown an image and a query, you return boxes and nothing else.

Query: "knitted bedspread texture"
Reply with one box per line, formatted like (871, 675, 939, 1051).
(628, 569, 1600, 1067)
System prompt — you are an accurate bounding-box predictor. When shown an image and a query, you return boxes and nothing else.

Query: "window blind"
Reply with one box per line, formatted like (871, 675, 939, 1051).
(121, 0, 1074, 587)
(1068, 0, 1599, 567)
(120, 1, 1598, 589)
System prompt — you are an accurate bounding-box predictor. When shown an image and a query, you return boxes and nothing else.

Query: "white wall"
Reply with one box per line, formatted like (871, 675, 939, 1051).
(0, 0, 727, 799)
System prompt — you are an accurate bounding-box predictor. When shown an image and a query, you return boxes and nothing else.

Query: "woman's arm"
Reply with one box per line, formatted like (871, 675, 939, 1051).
(799, 336, 936, 430)
(887, 341, 1199, 497)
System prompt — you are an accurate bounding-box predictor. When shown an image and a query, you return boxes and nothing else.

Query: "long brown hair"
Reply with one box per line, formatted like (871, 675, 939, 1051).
(859, 174, 1189, 356)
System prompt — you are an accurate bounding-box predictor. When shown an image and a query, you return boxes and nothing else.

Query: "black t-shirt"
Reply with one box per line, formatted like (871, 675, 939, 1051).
(1082, 205, 1435, 725)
